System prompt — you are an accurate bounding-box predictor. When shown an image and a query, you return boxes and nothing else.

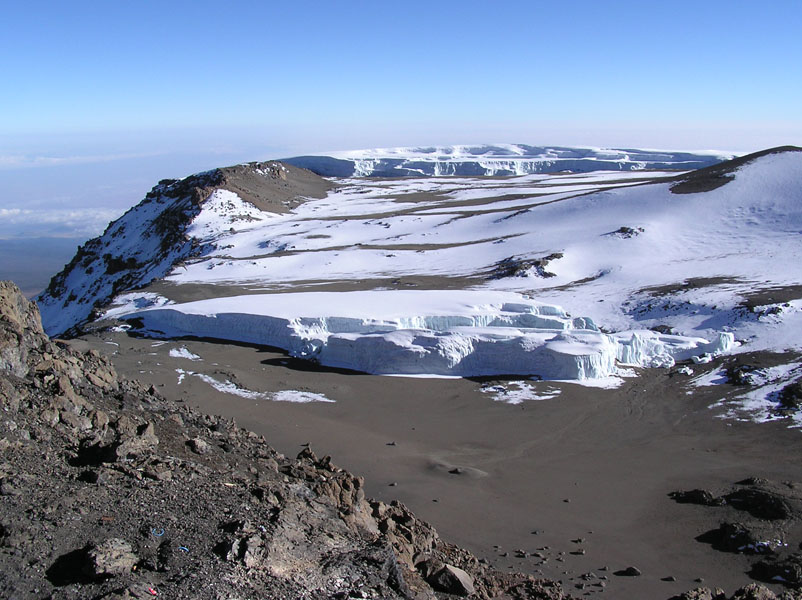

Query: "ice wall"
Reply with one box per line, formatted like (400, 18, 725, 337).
(122, 291, 733, 380)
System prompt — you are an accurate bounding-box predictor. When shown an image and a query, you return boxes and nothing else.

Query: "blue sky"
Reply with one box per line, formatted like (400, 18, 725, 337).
(1, 0, 801, 240)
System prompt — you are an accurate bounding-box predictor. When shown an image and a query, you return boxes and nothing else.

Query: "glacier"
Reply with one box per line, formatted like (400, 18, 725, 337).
(282, 144, 735, 177)
(121, 290, 733, 380)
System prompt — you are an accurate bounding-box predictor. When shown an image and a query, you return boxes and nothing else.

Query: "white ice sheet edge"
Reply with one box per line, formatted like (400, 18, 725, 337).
(127, 291, 734, 381)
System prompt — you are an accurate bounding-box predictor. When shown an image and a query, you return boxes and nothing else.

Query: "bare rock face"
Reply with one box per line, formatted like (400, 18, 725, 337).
(0, 280, 48, 377)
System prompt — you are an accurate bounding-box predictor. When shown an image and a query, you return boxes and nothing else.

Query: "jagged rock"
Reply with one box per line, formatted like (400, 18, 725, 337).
(670, 489, 725, 506)
(609, 226, 645, 238)
(86, 538, 138, 578)
(489, 253, 564, 279)
(59, 410, 93, 431)
(224, 534, 265, 569)
(187, 437, 210, 455)
(416, 557, 445, 580)
(669, 588, 725, 600)
(0, 280, 48, 377)
(90, 409, 110, 430)
(778, 381, 802, 412)
(751, 554, 802, 587)
(724, 488, 792, 520)
(372, 500, 438, 567)
(428, 563, 476, 596)
(727, 363, 764, 386)
(114, 422, 159, 460)
(614, 566, 642, 576)
(730, 583, 783, 599)
(697, 522, 775, 555)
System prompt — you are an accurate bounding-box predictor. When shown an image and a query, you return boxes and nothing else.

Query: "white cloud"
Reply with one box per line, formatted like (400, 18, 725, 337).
(0, 151, 168, 170)
(0, 207, 122, 239)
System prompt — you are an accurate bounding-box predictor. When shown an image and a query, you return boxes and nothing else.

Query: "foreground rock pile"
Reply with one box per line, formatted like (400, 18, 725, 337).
(0, 279, 796, 600)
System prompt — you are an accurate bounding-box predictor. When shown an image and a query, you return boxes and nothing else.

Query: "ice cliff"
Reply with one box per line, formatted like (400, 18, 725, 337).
(120, 290, 733, 380)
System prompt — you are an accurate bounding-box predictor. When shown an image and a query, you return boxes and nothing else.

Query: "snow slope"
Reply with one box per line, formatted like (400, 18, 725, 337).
(283, 144, 735, 177)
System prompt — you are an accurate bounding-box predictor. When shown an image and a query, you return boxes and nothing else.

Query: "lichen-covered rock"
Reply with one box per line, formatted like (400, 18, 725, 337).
(86, 538, 138, 578)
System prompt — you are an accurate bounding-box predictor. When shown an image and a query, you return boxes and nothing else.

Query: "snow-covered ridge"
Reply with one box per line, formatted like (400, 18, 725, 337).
(35, 162, 311, 337)
(120, 290, 733, 380)
(34, 170, 225, 336)
(283, 144, 736, 177)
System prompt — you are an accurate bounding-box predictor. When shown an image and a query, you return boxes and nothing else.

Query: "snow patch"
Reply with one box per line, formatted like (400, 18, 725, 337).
(169, 347, 201, 361)
(480, 381, 561, 404)
(103, 292, 173, 319)
(711, 362, 802, 426)
(691, 367, 729, 387)
(272, 390, 335, 404)
(174, 369, 334, 403)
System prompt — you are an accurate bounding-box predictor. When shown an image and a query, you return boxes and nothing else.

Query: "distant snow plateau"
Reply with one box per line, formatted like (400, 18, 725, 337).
(282, 144, 736, 177)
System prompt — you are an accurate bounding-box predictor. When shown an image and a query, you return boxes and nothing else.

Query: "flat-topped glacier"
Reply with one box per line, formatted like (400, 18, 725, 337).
(121, 290, 733, 380)
(283, 144, 735, 177)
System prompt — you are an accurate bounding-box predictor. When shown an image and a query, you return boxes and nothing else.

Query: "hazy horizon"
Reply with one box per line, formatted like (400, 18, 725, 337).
(2, 0, 801, 294)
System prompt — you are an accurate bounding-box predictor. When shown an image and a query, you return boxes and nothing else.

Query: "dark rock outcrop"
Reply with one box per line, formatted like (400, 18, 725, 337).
(672, 477, 802, 595)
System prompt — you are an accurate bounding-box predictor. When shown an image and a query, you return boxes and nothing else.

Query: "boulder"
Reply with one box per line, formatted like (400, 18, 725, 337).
(86, 538, 138, 578)
(428, 563, 475, 596)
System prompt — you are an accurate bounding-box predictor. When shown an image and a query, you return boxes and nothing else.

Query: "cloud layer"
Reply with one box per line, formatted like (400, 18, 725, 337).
(0, 207, 121, 239)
